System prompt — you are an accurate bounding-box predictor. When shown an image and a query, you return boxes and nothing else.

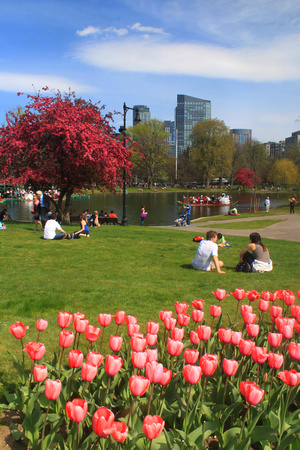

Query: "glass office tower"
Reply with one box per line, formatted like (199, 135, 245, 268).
(133, 105, 150, 125)
(175, 95, 211, 154)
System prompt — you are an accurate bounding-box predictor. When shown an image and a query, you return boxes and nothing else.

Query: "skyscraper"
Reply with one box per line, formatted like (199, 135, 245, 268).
(163, 120, 176, 156)
(231, 129, 252, 145)
(175, 95, 211, 154)
(133, 105, 150, 125)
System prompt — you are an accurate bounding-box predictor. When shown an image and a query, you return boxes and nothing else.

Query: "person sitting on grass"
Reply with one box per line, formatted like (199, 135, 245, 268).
(73, 214, 89, 238)
(43, 212, 67, 240)
(228, 207, 239, 216)
(216, 233, 232, 248)
(192, 230, 225, 274)
(236, 232, 272, 273)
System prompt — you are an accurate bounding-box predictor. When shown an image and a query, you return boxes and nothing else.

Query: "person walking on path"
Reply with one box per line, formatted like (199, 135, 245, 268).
(289, 196, 296, 214)
(264, 197, 270, 212)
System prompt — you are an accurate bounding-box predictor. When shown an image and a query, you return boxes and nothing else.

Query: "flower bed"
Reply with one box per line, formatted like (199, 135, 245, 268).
(4, 288, 300, 449)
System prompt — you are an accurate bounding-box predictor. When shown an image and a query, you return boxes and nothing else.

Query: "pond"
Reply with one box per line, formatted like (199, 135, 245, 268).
(2, 190, 292, 226)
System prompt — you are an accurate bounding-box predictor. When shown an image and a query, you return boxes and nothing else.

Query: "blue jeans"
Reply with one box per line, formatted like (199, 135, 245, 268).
(187, 215, 190, 226)
(53, 233, 65, 240)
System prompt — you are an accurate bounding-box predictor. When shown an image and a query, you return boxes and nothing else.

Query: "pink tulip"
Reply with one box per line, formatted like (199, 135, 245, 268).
(268, 332, 283, 347)
(72, 312, 85, 323)
(98, 314, 112, 327)
(159, 368, 172, 386)
(230, 331, 242, 345)
(192, 309, 204, 323)
(36, 319, 48, 331)
(199, 354, 218, 376)
(164, 317, 176, 330)
(147, 321, 159, 334)
(190, 330, 200, 345)
(59, 329, 75, 348)
(246, 290, 260, 302)
(177, 313, 190, 327)
(192, 299, 204, 310)
(112, 422, 128, 444)
(73, 317, 89, 333)
(288, 342, 300, 360)
(210, 305, 222, 317)
(143, 415, 165, 440)
(57, 312, 72, 329)
(252, 347, 269, 364)
(126, 315, 137, 325)
(109, 336, 123, 352)
(246, 324, 260, 338)
(145, 348, 158, 363)
(291, 305, 300, 318)
(45, 379, 61, 400)
(81, 362, 98, 381)
(131, 352, 147, 369)
(222, 358, 238, 376)
(68, 349, 84, 368)
(258, 299, 269, 312)
(240, 380, 264, 405)
(114, 311, 126, 325)
(127, 323, 140, 336)
(218, 328, 232, 343)
(105, 355, 123, 376)
(268, 352, 284, 369)
(167, 338, 183, 356)
(183, 364, 202, 384)
(261, 291, 271, 301)
(24, 342, 46, 360)
(197, 325, 211, 341)
(146, 333, 157, 346)
(159, 310, 172, 322)
(212, 289, 229, 301)
(86, 352, 103, 368)
(129, 374, 150, 396)
(278, 370, 300, 387)
(130, 336, 147, 352)
(239, 339, 255, 356)
(34, 365, 48, 382)
(145, 361, 163, 383)
(92, 407, 115, 438)
(240, 304, 253, 317)
(174, 301, 189, 314)
(284, 292, 295, 306)
(171, 327, 184, 341)
(85, 325, 101, 342)
(9, 322, 29, 339)
(231, 289, 246, 301)
(243, 312, 256, 325)
(270, 305, 282, 319)
(66, 399, 88, 423)
(184, 349, 199, 364)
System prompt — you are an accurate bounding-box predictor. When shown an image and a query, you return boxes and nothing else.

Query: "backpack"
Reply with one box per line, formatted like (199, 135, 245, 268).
(235, 262, 252, 273)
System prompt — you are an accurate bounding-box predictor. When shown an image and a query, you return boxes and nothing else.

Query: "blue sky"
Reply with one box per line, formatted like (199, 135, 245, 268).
(0, 0, 299, 142)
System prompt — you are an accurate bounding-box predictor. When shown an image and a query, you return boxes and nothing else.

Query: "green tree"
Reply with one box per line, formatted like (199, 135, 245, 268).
(189, 118, 233, 188)
(128, 119, 171, 189)
(268, 159, 299, 186)
(243, 140, 270, 180)
(285, 143, 300, 167)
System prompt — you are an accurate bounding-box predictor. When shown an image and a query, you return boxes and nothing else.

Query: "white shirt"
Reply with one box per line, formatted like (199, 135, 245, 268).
(192, 240, 218, 271)
(44, 219, 63, 240)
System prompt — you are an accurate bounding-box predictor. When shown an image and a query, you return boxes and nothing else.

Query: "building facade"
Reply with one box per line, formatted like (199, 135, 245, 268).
(231, 129, 252, 145)
(175, 95, 211, 155)
(163, 120, 176, 156)
(133, 105, 150, 125)
(285, 130, 300, 148)
(264, 141, 285, 158)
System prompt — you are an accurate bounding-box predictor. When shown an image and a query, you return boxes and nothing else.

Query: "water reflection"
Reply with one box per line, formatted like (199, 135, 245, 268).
(3, 191, 291, 226)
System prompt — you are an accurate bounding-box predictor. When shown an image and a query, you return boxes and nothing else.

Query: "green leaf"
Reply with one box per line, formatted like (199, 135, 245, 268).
(222, 427, 241, 447)
(251, 426, 277, 445)
(81, 432, 97, 450)
(10, 422, 23, 441)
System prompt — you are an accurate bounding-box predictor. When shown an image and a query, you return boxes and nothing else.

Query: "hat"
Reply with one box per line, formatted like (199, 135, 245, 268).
(36, 190, 42, 196)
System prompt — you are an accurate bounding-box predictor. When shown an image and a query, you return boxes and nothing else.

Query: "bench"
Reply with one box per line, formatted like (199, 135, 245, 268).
(98, 217, 120, 225)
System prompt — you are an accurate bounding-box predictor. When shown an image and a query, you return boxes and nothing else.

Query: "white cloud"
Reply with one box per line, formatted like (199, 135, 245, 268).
(0, 72, 94, 94)
(76, 26, 128, 38)
(75, 32, 300, 82)
(130, 22, 167, 35)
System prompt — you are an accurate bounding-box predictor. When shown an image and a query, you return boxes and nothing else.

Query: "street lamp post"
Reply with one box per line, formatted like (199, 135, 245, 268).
(119, 103, 140, 226)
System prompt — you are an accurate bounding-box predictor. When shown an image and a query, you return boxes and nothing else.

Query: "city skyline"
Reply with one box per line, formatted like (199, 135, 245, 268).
(0, 0, 299, 143)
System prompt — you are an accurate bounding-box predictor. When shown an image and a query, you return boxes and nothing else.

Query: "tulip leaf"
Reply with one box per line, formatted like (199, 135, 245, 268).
(222, 427, 241, 447)
(81, 432, 97, 450)
(276, 425, 300, 450)
(10, 422, 23, 441)
(250, 426, 277, 444)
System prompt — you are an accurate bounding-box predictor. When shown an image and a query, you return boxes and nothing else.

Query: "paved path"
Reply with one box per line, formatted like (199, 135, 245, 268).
(156, 214, 300, 242)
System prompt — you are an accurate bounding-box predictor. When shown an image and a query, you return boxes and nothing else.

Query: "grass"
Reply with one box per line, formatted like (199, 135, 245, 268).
(196, 219, 285, 230)
(0, 221, 299, 397)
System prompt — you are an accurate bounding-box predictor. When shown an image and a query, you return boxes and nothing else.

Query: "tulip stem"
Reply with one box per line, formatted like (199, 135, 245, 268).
(100, 327, 105, 353)
(147, 383, 155, 415)
(127, 398, 136, 426)
(69, 367, 75, 397)
(240, 403, 250, 438)
(199, 377, 207, 421)
(77, 422, 80, 450)
(58, 347, 65, 377)
(278, 386, 292, 445)
(223, 376, 229, 404)
(184, 384, 193, 432)
(104, 376, 111, 405)
(20, 338, 25, 368)
(37, 330, 40, 342)
(148, 440, 152, 450)
(41, 401, 51, 448)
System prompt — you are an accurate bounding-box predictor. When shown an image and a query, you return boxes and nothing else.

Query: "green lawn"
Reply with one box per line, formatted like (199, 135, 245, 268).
(1, 222, 299, 396)
(196, 219, 285, 229)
